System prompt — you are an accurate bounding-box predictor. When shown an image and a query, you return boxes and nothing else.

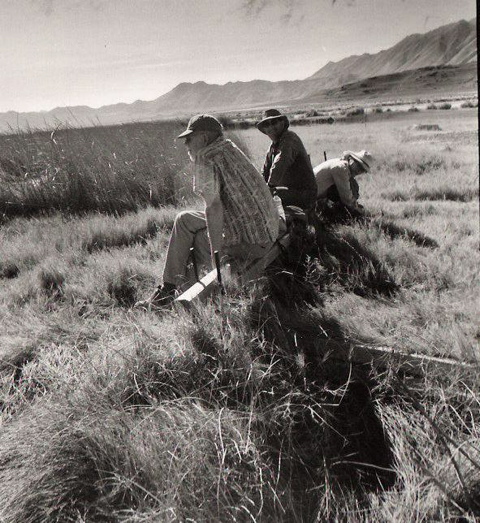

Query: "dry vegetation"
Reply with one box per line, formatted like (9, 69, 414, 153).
(0, 108, 478, 521)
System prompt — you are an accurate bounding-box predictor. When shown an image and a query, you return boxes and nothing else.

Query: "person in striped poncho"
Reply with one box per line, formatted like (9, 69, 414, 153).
(136, 114, 282, 310)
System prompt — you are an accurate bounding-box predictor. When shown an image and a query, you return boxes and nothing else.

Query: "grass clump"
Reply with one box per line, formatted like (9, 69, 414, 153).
(0, 284, 400, 522)
(0, 397, 282, 522)
(387, 187, 476, 203)
(106, 263, 147, 307)
(346, 107, 365, 117)
(38, 264, 66, 299)
(81, 214, 165, 253)
(413, 187, 477, 202)
(387, 152, 447, 175)
(310, 220, 399, 298)
(0, 261, 20, 279)
(460, 100, 477, 108)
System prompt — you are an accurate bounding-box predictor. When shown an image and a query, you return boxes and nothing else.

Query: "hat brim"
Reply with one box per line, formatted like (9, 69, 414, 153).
(256, 115, 289, 134)
(176, 129, 194, 139)
(349, 152, 371, 172)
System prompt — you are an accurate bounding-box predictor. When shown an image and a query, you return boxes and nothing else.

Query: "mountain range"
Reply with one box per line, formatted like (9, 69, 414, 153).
(0, 17, 476, 132)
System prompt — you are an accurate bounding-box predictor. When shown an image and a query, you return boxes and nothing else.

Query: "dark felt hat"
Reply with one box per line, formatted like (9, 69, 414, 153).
(256, 109, 290, 134)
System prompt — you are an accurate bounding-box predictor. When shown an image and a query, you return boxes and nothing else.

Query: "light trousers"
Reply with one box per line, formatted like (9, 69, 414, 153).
(162, 210, 282, 289)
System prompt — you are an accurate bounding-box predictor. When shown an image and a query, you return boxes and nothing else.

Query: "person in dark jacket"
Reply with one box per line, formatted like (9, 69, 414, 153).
(257, 109, 317, 211)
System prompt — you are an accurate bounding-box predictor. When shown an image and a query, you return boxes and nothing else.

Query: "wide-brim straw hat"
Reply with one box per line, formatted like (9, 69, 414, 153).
(343, 150, 374, 172)
(256, 109, 290, 134)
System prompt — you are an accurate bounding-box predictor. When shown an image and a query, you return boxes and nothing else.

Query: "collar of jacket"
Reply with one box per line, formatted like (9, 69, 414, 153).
(271, 128, 288, 146)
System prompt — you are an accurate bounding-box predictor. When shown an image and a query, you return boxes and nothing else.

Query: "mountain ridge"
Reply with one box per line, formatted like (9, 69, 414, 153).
(306, 18, 476, 83)
(1, 17, 476, 132)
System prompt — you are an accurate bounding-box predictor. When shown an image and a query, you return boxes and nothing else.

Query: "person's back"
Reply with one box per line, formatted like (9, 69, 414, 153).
(314, 157, 354, 205)
(195, 136, 279, 247)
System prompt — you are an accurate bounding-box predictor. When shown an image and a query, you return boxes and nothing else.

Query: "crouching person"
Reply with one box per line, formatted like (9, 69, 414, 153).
(314, 150, 374, 217)
(135, 114, 281, 310)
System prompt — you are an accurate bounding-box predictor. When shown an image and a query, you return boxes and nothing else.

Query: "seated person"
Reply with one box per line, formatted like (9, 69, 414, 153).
(314, 150, 374, 210)
(136, 114, 281, 310)
(257, 109, 317, 211)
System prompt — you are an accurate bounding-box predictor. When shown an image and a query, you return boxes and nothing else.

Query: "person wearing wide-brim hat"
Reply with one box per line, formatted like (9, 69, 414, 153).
(256, 109, 317, 211)
(313, 149, 375, 211)
(256, 109, 290, 134)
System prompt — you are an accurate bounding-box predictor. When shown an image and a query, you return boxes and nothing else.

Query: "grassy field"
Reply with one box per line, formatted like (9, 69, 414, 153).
(0, 108, 479, 521)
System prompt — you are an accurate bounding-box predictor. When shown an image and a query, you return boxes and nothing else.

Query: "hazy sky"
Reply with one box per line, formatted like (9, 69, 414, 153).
(1, 0, 476, 113)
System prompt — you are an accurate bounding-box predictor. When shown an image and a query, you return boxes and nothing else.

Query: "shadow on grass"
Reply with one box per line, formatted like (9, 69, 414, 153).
(0, 261, 20, 280)
(83, 216, 164, 254)
(114, 254, 397, 519)
(317, 201, 439, 249)
(0, 205, 443, 519)
(246, 269, 396, 517)
(385, 188, 476, 203)
(0, 343, 36, 417)
(316, 227, 400, 297)
(375, 218, 439, 248)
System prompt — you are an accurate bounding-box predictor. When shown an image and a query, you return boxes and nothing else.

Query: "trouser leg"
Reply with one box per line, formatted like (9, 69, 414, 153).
(162, 210, 211, 287)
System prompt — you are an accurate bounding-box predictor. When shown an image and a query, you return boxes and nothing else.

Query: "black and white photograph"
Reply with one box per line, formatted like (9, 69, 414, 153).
(0, 0, 478, 520)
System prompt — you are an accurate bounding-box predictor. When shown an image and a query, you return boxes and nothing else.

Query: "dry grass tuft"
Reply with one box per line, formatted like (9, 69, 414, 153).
(38, 265, 66, 298)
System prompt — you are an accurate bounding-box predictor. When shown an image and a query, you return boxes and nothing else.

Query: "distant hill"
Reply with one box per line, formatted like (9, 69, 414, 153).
(307, 18, 477, 85)
(0, 17, 476, 132)
(306, 63, 478, 104)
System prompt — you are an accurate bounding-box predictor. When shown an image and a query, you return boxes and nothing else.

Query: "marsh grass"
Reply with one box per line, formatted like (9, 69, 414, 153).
(0, 123, 251, 223)
(0, 121, 189, 220)
(0, 109, 478, 521)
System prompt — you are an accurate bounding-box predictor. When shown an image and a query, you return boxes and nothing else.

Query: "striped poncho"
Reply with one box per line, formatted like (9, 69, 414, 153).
(194, 137, 279, 247)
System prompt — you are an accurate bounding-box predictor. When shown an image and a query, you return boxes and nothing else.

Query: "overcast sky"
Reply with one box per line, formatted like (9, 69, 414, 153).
(1, 0, 476, 113)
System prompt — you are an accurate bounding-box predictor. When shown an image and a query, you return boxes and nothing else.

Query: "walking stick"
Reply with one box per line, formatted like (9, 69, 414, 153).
(213, 250, 225, 294)
(324, 151, 327, 161)
(190, 247, 200, 282)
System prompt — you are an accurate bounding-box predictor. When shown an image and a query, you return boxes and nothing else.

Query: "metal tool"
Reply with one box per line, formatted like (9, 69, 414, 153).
(190, 247, 200, 282)
(213, 250, 224, 294)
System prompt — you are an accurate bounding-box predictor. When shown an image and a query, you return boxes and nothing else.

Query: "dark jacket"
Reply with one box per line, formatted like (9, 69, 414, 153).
(262, 129, 317, 209)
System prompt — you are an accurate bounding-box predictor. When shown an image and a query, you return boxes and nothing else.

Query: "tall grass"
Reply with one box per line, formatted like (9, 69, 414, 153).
(0, 122, 254, 222)
(0, 121, 190, 220)
(0, 110, 479, 520)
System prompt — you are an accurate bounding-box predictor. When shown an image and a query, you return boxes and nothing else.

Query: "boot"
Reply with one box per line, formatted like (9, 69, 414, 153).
(134, 282, 177, 311)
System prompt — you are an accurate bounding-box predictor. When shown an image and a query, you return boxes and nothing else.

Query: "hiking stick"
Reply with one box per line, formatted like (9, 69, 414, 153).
(190, 247, 200, 282)
(214, 250, 224, 294)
